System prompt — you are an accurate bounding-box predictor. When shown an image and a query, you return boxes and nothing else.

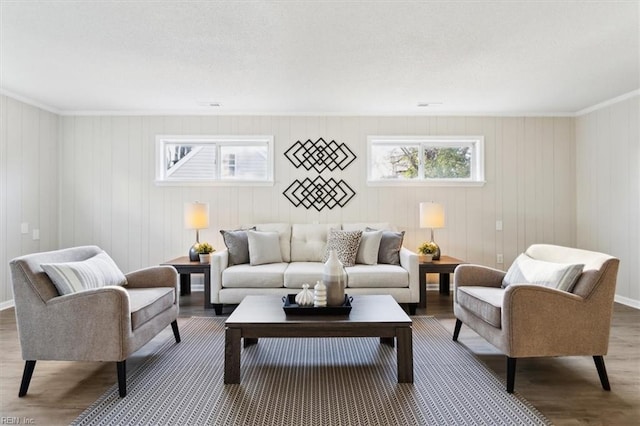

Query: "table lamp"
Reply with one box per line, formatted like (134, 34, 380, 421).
(419, 201, 445, 260)
(184, 202, 210, 261)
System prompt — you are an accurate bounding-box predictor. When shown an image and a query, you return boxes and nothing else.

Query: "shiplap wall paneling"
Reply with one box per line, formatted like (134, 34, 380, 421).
(576, 95, 639, 305)
(57, 114, 578, 290)
(0, 95, 59, 305)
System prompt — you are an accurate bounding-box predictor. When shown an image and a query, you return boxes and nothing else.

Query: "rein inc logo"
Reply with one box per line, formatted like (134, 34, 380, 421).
(0, 418, 35, 425)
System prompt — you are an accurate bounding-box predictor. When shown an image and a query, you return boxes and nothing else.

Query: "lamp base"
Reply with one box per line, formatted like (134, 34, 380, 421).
(431, 241, 441, 261)
(189, 244, 200, 262)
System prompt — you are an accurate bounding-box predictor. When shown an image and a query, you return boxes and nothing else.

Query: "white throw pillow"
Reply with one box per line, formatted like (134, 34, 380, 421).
(247, 230, 284, 266)
(502, 253, 584, 292)
(356, 230, 383, 265)
(42, 251, 127, 295)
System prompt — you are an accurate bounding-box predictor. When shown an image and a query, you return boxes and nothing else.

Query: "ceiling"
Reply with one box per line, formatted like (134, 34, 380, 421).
(1, 1, 638, 115)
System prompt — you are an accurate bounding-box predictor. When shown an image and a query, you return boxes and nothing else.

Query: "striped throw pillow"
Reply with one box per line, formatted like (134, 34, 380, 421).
(42, 252, 127, 295)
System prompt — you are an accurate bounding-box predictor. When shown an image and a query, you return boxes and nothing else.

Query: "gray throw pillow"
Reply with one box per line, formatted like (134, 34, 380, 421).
(323, 229, 363, 267)
(42, 251, 127, 295)
(247, 230, 284, 266)
(502, 253, 584, 292)
(368, 227, 405, 265)
(220, 227, 256, 266)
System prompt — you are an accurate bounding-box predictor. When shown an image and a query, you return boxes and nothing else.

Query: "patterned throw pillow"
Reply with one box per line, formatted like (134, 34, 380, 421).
(323, 229, 363, 267)
(502, 253, 584, 292)
(42, 251, 127, 295)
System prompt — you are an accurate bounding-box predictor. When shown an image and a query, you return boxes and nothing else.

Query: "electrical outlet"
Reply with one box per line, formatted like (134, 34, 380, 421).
(497, 254, 504, 264)
(21, 223, 29, 234)
(32, 229, 40, 240)
(496, 220, 503, 231)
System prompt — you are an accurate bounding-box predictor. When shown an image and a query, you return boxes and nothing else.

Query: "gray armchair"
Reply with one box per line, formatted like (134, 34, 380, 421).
(10, 246, 180, 397)
(453, 244, 619, 393)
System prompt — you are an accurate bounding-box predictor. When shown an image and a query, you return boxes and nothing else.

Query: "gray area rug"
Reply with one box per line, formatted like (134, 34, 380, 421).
(73, 316, 551, 425)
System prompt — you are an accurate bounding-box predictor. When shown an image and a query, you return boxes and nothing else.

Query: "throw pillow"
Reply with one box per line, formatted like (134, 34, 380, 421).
(367, 227, 405, 265)
(356, 229, 383, 265)
(42, 251, 127, 296)
(323, 229, 363, 267)
(502, 253, 584, 292)
(247, 230, 284, 266)
(220, 227, 255, 266)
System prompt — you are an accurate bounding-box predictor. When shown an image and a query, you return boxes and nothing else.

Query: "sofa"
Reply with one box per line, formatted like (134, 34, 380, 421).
(210, 223, 419, 314)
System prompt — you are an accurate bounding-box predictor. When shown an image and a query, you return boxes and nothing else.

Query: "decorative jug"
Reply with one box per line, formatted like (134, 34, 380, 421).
(323, 250, 348, 306)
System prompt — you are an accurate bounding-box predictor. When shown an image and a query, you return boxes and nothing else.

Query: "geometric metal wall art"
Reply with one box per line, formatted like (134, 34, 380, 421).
(283, 176, 356, 211)
(284, 138, 357, 173)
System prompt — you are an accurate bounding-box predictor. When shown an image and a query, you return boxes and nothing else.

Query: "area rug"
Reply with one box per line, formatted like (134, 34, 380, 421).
(72, 317, 551, 426)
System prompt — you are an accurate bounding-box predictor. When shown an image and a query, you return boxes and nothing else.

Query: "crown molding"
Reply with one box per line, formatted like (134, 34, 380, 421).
(575, 89, 640, 116)
(0, 88, 61, 115)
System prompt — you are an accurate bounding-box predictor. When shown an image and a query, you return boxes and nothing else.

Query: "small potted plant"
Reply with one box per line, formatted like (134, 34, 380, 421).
(418, 241, 438, 263)
(195, 242, 215, 264)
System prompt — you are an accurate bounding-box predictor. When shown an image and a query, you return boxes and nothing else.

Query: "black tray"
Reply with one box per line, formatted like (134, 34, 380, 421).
(282, 294, 352, 315)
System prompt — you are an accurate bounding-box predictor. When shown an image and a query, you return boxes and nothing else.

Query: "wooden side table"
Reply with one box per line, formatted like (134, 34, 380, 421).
(161, 256, 213, 310)
(419, 256, 465, 309)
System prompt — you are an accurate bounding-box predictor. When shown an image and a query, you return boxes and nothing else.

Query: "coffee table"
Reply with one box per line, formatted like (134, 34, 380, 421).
(224, 294, 413, 384)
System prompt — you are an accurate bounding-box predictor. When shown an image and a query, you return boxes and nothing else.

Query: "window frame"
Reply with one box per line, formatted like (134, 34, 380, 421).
(155, 135, 274, 186)
(367, 135, 485, 187)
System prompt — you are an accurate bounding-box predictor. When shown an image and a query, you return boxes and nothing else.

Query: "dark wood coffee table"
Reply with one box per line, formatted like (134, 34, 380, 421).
(224, 295, 413, 384)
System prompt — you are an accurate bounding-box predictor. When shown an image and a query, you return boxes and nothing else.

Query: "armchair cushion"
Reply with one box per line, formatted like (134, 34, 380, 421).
(457, 287, 504, 328)
(41, 252, 127, 295)
(128, 287, 175, 330)
(502, 253, 584, 292)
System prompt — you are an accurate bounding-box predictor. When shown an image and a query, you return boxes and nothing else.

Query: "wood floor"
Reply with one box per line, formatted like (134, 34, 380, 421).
(1, 291, 638, 426)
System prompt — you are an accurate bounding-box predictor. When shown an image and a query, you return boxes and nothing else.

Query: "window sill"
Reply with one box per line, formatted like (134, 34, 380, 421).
(367, 180, 486, 188)
(154, 180, 275, 187)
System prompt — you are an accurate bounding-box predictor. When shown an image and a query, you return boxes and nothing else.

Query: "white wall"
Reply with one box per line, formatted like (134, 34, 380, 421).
(576, 94, 640, 307)
(0, 95, 59, 307)
(55, 115, 576, 279)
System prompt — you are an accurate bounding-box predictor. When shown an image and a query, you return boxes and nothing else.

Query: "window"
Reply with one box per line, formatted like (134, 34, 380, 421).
(155, 135, 274, 186)
(367, 136, 485, 186)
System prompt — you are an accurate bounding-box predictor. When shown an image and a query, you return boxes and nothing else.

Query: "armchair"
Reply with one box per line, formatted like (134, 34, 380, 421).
(10, 246, 181, 397)
(452, 244, 619, 393)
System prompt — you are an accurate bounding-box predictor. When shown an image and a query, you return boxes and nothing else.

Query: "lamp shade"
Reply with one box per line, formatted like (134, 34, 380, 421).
(419, 202, 445, 228)
(184, 202, 210, 230)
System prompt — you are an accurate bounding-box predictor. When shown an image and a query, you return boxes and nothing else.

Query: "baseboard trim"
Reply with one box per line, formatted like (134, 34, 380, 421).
(614, 294, 640, 310)
(0, 299, 15, 311)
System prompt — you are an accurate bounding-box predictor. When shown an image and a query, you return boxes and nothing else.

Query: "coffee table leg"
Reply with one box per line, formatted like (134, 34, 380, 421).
(396, 326, 413, 383)
(224, 327, 241, 384)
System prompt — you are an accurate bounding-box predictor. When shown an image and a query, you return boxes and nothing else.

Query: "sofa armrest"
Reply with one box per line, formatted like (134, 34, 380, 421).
(454, 264, 505, 288)
(399, 247, 419, 303)
(210, 249, 229, 304)
(24, 287, 133, 361)
(126, 265, 178, 290)
(502, 284, 610, 357)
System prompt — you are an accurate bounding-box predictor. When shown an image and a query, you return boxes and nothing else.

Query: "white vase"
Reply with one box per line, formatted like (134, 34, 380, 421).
(314, 280, 327, 307)
(323, 250, 347, 306)
(295, 283, 314, 306)
(199, 253, 211, 264)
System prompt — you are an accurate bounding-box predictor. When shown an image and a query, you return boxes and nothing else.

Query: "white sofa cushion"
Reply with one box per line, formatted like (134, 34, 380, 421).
(284, 262, 324, 288)
(222, 263, 288, 288)
(356, 230, 383, 265)
(291, 224, 339, 262)
(248, 223, 292, 262)
(346, 264, 409, 288)
(247, 230, 283, 266)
